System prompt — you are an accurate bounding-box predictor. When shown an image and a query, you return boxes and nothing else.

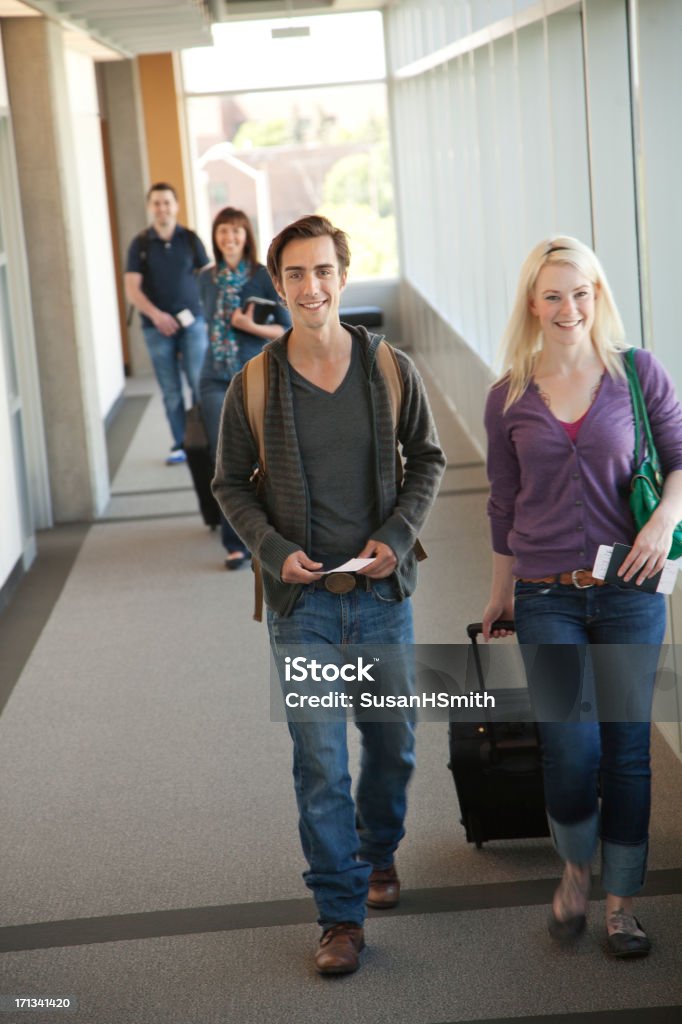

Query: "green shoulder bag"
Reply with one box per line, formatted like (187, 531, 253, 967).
(624, 347, 682, 560)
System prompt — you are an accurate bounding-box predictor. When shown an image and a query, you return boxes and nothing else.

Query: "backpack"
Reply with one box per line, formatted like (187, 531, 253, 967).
(242, 339, 426, 621)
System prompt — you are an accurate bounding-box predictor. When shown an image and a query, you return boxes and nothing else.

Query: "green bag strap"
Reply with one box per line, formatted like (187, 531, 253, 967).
(624, 348, 661, 474)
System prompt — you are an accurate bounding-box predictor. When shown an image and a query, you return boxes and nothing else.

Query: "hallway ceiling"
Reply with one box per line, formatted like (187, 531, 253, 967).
(25, 0, 386, 57)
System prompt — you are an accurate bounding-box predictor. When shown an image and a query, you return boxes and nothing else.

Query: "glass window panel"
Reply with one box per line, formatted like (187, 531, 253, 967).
(0, 265, 18, 399)
(11, 408, 31, 542)
(188, 83, 397, 279)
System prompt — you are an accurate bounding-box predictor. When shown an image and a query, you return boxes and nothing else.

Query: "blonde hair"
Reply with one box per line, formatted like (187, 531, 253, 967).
(496, 236, 627, 411)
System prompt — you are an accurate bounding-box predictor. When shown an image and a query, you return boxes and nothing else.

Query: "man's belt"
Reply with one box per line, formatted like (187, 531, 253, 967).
(517, 569, 607, 589)
(311, 572, 372, 594)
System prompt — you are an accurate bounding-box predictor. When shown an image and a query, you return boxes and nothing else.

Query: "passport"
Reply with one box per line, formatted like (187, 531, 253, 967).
(604, 542, 663, 594)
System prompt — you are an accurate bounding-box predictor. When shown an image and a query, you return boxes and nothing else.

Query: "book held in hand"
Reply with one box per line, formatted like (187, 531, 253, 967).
(243, 296, 278, 325)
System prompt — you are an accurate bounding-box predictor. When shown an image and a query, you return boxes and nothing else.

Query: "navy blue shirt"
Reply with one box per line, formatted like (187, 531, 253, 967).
(126, 225, 209, 328)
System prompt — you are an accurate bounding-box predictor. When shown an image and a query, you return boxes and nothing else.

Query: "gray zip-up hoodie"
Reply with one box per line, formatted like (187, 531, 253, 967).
(212, 325, 446, 616)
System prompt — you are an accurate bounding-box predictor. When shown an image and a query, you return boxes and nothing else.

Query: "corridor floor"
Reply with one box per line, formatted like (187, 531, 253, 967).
(0, 373, 681, 1024)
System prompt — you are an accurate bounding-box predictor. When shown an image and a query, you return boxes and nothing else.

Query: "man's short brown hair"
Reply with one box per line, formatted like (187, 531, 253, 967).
(146, 182, 177, 201)
(267, 215, 351, 283)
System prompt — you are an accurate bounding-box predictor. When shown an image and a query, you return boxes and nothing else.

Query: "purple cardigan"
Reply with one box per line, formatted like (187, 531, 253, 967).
(484, 348, 682, 577)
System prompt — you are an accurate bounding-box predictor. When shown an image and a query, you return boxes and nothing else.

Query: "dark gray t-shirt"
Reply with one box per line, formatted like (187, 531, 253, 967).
(290, 339, 377, 567)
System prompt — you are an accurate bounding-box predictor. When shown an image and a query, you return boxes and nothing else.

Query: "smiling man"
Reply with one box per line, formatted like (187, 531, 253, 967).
(125, 183, 210, 464)
(212, 215, 445, 975)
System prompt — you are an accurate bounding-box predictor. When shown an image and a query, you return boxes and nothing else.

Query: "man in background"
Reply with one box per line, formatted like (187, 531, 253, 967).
(125, 183, 210, 464)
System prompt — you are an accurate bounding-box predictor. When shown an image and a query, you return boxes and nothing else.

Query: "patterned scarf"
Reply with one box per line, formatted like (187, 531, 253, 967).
(210, 260, 250, 375)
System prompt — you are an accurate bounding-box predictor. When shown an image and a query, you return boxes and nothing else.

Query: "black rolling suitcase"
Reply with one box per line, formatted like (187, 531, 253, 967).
(448, 621, 550, 848)
(184, 405, 221, 529)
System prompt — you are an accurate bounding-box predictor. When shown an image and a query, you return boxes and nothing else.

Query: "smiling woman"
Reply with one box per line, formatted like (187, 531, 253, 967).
(482, 235, 682, 962)
(197, 205, 291, 568)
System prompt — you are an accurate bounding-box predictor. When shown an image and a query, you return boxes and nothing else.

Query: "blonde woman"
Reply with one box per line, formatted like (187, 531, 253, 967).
(482, 237, 682, 956)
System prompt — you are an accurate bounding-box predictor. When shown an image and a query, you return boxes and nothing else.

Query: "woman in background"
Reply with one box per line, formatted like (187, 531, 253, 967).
(199, 207, 290, 568)
(482, 236, 682, 957)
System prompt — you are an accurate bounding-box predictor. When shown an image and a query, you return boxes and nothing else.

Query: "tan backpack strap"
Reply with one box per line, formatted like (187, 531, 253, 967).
(375, 339, 406, 488)
(252, 559, 264, 623)
(242, 351, 270, 622)
(413, 539, 427, 562)
(376, 339, 428, 564)
(375, 339, 403, 435)
(242, 350, 269, 474)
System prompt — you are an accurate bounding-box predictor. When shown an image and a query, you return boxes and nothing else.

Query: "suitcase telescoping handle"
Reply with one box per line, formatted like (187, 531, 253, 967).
(466, 621, 515, 752)
(467, 620, 515, 640)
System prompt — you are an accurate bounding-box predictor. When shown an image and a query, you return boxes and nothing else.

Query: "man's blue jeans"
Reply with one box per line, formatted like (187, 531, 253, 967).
(267, 581, 415, 929)
(514, 580, 665, 896)
(143, 317, 207, 448)
(198, 370, 248, 555)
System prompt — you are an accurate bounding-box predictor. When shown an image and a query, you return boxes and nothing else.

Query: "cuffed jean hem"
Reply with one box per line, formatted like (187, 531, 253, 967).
(601, 838, 648, 897)
(548, 810, 599, 865)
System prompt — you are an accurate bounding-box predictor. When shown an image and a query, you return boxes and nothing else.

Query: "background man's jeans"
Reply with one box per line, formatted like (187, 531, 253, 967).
(198, 370, 248, 556)
(514, 580, 666, 896)
(268, 581, 415, 929)
(143, 317, 207, 448)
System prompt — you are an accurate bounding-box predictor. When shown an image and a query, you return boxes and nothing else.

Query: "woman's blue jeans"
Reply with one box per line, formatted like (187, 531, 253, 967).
(514, 580, 666, 897)
(142, 317, 207, 448)
(267, 581, 415, 930)
(198, 369, 248, 556)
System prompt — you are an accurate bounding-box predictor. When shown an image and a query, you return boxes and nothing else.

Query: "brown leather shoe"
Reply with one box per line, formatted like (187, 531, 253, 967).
(367, 864, 400, 909)
(315, 923, 365, 975)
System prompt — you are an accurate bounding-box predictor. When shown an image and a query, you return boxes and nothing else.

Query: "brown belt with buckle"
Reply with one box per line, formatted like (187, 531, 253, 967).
(518, 569, 606, 589)
(313, 572, 371, 594)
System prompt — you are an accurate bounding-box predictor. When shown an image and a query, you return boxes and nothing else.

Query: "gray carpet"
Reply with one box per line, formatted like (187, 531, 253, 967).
(0, 378, 680, 1023)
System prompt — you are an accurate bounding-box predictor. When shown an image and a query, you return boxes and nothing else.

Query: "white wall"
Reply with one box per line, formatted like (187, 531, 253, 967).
(0, 286, 23, 589)
(64, 47, 124, 421)
(0, 31, 27, 590)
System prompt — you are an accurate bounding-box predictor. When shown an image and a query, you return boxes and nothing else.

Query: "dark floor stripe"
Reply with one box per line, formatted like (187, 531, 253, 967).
(2, 869, 680, 954)
(105, 395, 151, 480)
(437, 487, 490, 498)
(433, 1007, 682, 1024)
(96, 511, 203, 524)
(0, 525, 89, 718)
(111, 486, 194, 497)
(444, 461, 485, 470)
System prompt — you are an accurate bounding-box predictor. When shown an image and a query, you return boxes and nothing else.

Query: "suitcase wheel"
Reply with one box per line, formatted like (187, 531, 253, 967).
(467, 813, 484, 849)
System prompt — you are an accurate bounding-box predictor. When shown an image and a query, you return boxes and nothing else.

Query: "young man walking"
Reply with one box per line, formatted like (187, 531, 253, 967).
(125, 183, 210, 464)
(213, 215, 445, 974)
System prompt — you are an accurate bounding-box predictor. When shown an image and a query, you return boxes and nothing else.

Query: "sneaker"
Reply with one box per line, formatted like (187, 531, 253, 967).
(166, 447, 186, 465)
(606, 909, 651, 958)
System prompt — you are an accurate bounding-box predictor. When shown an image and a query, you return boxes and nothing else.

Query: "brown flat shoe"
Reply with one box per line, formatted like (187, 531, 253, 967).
(367, 864, 400, 909)
(224, 551, 250, 571)
(548, 864, 590, 944)
(315, 923, 365, 975)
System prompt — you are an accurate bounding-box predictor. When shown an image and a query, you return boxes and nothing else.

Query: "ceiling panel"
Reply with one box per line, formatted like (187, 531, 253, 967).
(27, 0, 212, 54)
(22, 0, 385, 56)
